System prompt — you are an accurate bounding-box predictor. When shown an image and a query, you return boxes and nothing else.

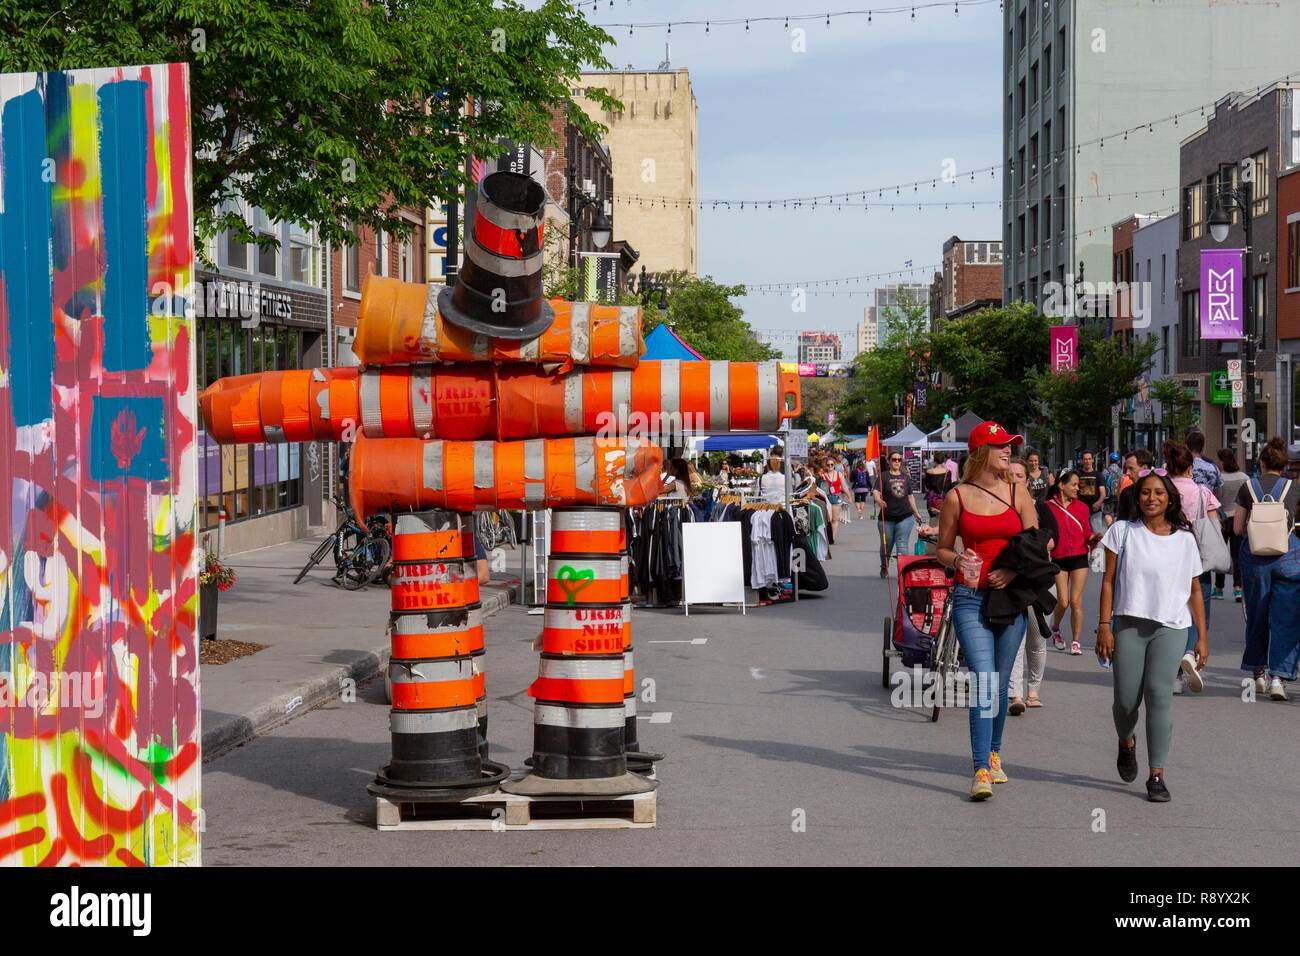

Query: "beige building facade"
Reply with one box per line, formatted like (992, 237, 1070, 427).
(576, 70, 698, 276)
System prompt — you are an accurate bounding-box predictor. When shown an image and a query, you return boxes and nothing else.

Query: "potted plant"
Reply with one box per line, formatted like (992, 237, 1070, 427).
(199, 551, 237, 641)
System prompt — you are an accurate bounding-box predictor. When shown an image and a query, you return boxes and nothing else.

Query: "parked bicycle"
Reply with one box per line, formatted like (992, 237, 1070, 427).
(474, 509, 518, 552)
(295, 493, 392, 589)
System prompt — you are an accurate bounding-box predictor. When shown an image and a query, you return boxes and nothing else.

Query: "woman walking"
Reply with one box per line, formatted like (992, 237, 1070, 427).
(1047, 471, 1095, 655)
(936, 422, 1039, 800)
(1213, 448, 1248, 602)
(1006, 456, 1058, 713)
(1096, 471, 1207, 802)
(874, 451, 924, 578)
(924, 455, 954, 523)
(851, 459, 871, 518)
(820, 457, 845, 528)
(1025, 449, 1054, 503)
(1164, 441, 1219, 694)
(1234, 437, 1300, 701)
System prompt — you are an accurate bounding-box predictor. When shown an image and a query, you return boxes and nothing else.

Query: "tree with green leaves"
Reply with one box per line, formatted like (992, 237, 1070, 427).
(794, 378, 848, 432)
(836, 289, 934, 433)
(642, 273, 778, 362)
(928, 302, 1050, 433)
(1148, 376, 1199, 440)
(1028, 330, 1159, 450)
(1, 0, 619, 248)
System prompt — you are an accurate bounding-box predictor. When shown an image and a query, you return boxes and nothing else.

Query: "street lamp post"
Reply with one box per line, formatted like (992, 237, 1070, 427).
(636, 264, 670, 319)
(568, 166, 612, 269)
(1207, 162, 1256, 464)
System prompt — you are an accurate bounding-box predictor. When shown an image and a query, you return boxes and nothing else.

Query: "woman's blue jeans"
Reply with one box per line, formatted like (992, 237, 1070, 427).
(951, 584, 1027, 772)
(880, 515, 916, 568)
(1239, 537, 1300, 680)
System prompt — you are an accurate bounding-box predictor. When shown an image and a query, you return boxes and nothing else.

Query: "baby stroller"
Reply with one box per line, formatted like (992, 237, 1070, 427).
(880, 553, 962, 722)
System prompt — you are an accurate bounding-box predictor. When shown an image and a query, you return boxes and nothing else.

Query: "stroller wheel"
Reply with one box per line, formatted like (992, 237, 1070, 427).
(880, 617, 892, 689)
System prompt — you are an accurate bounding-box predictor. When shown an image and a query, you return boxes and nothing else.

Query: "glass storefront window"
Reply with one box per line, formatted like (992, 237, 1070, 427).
(197, 314, 312, 530)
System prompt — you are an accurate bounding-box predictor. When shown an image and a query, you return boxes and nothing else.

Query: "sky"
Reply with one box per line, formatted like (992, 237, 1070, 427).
(567, 0, 1006, 343)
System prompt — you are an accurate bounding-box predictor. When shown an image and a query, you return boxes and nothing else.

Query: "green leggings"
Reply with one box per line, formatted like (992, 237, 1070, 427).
(1112, 615, 1186, 769)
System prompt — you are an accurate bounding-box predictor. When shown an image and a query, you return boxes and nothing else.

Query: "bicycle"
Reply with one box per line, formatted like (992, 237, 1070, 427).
(474, 509, 518, 552)
(295, 494, 391, 589)
(337, 512, 392, 590)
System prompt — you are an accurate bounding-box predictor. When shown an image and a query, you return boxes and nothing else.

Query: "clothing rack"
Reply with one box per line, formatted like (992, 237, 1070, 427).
(741, 502, 785, 511)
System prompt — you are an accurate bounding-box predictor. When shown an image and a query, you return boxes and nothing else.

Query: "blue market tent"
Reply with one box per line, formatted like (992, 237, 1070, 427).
(691, 434, 781, 451)
(642, 323, 704, 361)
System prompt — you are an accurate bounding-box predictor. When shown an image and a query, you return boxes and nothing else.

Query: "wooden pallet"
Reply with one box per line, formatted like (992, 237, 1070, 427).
(374, 779, 657, 831)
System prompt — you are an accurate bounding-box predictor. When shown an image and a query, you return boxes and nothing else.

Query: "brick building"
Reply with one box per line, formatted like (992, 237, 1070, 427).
(332, 207, 429, 366)
(1177, 84, 1300, 451)
(936, 236, 1002, 325)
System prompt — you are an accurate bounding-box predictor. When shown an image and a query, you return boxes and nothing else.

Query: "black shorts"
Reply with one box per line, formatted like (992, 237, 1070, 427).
(1056, 553, 1088, 573)
(853, 491, 869, 503)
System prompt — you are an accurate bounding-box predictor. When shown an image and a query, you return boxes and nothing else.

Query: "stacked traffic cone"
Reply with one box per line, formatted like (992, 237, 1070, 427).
(374, 511, 506, 795)
(504, 507, 655, 796)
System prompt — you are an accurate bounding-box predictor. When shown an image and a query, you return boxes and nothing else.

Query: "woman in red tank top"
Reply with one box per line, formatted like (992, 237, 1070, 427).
(936, 422, 1040, 801)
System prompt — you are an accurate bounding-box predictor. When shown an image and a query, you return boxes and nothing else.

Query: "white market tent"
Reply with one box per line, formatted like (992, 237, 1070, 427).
(880, 424, 928, 447)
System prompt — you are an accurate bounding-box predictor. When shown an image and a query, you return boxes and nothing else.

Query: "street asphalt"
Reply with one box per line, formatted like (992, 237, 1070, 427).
(202, 515, 1300, 866)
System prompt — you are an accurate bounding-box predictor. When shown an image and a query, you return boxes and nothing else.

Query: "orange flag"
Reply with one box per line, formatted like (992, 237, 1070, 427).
(864, 425, 880, 461)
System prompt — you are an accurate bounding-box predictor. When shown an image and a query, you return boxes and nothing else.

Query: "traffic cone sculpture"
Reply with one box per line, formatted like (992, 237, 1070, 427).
(504, 506, 653, 796)
(379, 511, 505, 794)
(197, 171, 802, 805)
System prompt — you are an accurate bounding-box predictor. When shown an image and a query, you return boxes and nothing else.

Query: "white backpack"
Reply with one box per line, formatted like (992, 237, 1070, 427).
(1245, 478, 1294, 557)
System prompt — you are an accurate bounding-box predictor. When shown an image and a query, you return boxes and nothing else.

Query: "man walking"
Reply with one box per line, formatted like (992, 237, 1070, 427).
(1186, 428, 1223, 498)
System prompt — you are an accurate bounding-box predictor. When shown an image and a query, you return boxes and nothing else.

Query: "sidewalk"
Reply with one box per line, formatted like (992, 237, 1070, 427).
(201, 533, 517, 761)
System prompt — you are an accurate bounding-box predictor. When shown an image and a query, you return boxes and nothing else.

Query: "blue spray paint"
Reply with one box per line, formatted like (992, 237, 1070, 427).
(98, 79, 152, 372)
(0, 89, 55, 426)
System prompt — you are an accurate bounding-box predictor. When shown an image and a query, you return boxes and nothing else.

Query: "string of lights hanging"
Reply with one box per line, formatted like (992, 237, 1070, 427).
(612, 185, 1177, 212)
(598, 66, 1300, 211)
(746, 264, 942, 291)
(592, 0, 1002, 33)
(738, 201, 1177, 293)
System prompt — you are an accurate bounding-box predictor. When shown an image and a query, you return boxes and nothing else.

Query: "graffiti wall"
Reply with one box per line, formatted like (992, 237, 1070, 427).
(0, 65, 199, 866)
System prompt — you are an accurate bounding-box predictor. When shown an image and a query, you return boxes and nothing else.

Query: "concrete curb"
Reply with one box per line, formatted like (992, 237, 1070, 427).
(202, 583, 516, 761)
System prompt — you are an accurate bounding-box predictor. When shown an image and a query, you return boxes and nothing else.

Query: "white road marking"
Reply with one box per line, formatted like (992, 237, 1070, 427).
(637, 712, 673, 724)
(749, 667, 766, 680)
(648, 638, 708, 645)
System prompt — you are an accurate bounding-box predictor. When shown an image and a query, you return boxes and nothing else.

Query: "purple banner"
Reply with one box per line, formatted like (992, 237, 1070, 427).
(1050, 325, 1078, 372)
(1199, 248, 1244, 340)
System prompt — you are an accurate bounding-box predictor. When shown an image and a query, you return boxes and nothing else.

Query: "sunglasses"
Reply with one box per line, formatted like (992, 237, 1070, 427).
(1137, 467, 1168, 478)
(889, 457, 902, 462)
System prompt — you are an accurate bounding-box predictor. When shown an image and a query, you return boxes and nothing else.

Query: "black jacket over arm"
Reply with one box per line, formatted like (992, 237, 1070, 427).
(985, 527, 1059, 625)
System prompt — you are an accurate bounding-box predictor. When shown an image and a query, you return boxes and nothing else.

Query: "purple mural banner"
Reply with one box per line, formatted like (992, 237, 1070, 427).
(1199, 248, 1245, 341)
(1050, 325, 1078, 372)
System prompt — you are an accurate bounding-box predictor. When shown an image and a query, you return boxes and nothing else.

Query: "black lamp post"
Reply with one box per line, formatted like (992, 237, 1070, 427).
(568, 166, 611, 265)
(1207, 163, 1256, 463)
(636, 264, 670, 319)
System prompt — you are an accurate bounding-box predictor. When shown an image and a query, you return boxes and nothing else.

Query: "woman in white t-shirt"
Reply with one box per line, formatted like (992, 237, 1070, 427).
(1095, 471, 1208, 804)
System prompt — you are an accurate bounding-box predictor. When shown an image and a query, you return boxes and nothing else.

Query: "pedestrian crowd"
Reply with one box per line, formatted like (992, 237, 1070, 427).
(878, 421, 1300, 803)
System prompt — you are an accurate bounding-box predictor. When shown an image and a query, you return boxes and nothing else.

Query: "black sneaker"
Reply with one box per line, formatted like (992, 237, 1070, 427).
(879, 566, 888, 578)
(1117, 741, 1138, 783)
(1145, 773, 1171, 803)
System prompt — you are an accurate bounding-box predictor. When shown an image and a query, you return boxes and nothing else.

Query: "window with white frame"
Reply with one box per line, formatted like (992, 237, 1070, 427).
(288, 223, 320, 286)
(375, 230, 389, 277)
(399, 233, 414, 282)
(253, 207, 278, 277)
(223, 199, 250, 271)
(344, 220, 361, 294)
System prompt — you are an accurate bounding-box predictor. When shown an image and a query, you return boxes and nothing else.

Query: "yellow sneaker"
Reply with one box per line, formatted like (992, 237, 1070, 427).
(970, 769, 993, 801)
(989, 752, 1009, 784)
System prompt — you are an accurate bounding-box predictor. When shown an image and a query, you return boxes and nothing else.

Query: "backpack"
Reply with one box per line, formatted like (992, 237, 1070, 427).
(1245, 477, 1294, 557)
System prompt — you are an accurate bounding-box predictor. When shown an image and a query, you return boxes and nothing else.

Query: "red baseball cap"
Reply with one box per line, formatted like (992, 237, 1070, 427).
(968, 421, 1024, 451)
